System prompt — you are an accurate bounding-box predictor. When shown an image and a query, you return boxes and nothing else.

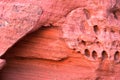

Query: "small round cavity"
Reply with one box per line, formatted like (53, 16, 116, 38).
(84, 49, 90, 57)
(93, 25, 99, 34)
(114, 51, 120, 61)
(92, 51, 97, 60)
(81, 40, 86, 45)
(102, 51, 108, 60)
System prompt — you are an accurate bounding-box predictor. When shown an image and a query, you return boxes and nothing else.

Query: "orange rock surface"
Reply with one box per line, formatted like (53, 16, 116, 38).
(1, 0, 120, 80)
(0, 27, 120, 80)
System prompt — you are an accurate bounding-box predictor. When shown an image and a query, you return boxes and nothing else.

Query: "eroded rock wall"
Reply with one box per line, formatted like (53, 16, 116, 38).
(1, 0, 120, 76)
(62, 0, 120, 62)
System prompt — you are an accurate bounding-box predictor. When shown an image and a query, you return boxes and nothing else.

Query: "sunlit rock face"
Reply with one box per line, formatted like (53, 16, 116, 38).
(0, 0, 84, 63)
(0, 1, 43, 57)
(0, 0, 120, 71)
(0, 1, 43, 69)
(62, 0, 120, 62)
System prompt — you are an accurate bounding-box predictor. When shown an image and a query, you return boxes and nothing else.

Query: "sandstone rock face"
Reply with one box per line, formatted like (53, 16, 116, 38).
(0, 0, 83, 68)
(1, 25, 120, 80)
(1, 0, 120, 79)
(0, 0, 90, 58)
(62, 0, 120, 62)
(0, 1, 43, 68)
(0, 1, 43, 54)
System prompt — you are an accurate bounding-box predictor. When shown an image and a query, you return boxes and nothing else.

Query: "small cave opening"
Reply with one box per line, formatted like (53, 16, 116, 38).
(93, 25, 99, 34)
(84, 49, 90, 57)
(101, 51, 108, 60)
(114, 51, 120, 61)
(92, 51, 97, 60)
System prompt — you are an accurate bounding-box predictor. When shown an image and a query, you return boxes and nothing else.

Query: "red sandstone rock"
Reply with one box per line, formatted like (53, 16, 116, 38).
(1, 0, 120, 79)
(62, 0, 120, 62)
(4, 27, 69, 61)
(0, 1, 43, 68)
(0, 0, 88, 58)
(0, 1, 42, 56)
(1, 25, 120, 80)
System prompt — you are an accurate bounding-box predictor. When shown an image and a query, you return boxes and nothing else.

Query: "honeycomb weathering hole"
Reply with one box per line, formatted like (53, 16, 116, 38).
(84, 49, 90, 57)
(92, 51, 97, 60)
(114, 51, 120, 61)
(93, 25, 99, 34)
(102, 51, 108, 60)
(81, 40, 86, 45)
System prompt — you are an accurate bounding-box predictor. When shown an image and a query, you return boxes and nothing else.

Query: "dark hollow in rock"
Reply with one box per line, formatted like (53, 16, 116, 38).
(92, 51, 97, 60)
(84, 49, 90, 57)
(93, 25, 99, 34)
(81, 40, 86, 45)
(111, 29, 115, 33)
(114, 51, 120, 61)
(102, 51, 108, 60)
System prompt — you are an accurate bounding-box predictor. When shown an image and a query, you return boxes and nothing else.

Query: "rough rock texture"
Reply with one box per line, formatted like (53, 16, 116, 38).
(0, 2, 42, 55)
(0, 0, 93, 57)
(0, 0, 85, 68)
(0, 0, 43, 68)
(1, 0, 120, 79)
(0, 27, 120, 80)
(62, 0, 120, 62)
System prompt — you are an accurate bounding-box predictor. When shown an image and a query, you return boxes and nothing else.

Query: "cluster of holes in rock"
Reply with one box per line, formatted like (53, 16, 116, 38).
(92, 25, 120, 61)
(82, 49, 120, 61)
(84, 49, 98, 60)
(76, 25, 120, 61)
(71, 46, 119, 61)
(93, 25, 120, 48)
(75, 23, 120, 61)
(93, 25, 120, 35)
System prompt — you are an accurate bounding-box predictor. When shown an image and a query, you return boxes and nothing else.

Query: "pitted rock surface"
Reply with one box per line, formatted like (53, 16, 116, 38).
(0, 0, 120, 70)
(62, 0, 120, 62)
